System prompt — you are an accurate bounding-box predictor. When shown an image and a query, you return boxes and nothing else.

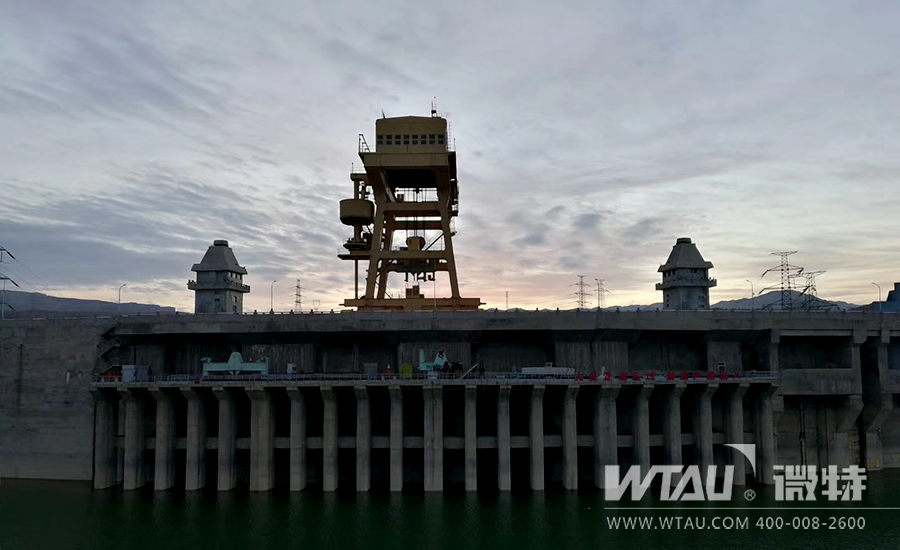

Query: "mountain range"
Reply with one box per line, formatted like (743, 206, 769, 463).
(0, 290, 176, 318)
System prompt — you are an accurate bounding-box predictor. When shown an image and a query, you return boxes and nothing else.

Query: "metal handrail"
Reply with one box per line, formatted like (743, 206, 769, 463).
(92, 369, 782, 385)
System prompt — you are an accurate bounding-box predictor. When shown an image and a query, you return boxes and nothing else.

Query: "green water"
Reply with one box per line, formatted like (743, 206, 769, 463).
(3, 474, 900, 549)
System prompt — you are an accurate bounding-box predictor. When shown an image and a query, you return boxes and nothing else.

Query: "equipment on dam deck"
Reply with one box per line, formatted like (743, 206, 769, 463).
(338, 108, 482, 311)
(201, 352, 268, 376)
(418, 348, 463, 374)
(521, 366, 575, 377)
(121, 365, 150, 383)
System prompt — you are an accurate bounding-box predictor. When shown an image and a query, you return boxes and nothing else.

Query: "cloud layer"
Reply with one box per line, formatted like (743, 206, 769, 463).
(2, 0, 899, 311)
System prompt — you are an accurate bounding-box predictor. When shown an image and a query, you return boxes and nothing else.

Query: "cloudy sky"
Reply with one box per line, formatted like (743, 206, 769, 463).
(2, 0, 899, 312)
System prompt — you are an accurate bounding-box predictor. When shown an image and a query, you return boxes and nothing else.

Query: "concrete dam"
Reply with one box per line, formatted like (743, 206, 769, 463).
(2, 309, 899, 493)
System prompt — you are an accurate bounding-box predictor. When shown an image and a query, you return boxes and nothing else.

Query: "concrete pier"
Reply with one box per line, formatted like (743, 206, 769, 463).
(726, 383, 749, 485)
(862, 332, 892, 470)
(664, 383, 685, 469)
(497, 385, 511, 491)
(464, 384, 477, 492)
(530, 385, 545, 491)
(756, 385, 776, 485)
(832, 395, 863, 468)
(120, 389, 144, 491)
(150, 388, 175, 491)
(432, 384, 444, 492)
(694, 383, 717, 478)
(355, 385, 371, 492)
(423, 385, 435, 491)
(248, 388, 273, 492)
(183, 388, 206, 491)
(634, 384, 653, 476)
(321, 386, 338, 492)
(214, 387, 237, 491)
(287, 388, 306, 491)
(562, 385, 579, 490)
(389, 386, 403, 491)
(92, 391, 117, 490)
(84, 378, 815, 493)
(594, 386, 619, 488)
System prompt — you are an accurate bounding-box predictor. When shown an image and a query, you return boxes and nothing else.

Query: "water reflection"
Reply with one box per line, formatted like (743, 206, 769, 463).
(2, 474, 900, 550)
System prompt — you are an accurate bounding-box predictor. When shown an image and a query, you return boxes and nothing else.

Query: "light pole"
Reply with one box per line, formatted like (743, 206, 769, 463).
(270, 280, 277, 313)
(872, 282, 882, 313)
(745, 279, 754, 310)
(118, 283, 127, 314)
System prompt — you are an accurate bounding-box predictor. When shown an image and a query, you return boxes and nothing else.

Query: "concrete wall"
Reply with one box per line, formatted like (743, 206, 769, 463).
(780, 336, 850, 369)
(707, 341, 742, 372)
(246, 343, 316, 373)
(0, 319, 112, 480)
(475, 341, 548, 371)
(629, 332, 705, 372)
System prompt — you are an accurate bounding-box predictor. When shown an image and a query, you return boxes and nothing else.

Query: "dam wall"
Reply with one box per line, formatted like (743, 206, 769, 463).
(0, 318, 111, 480)
(2, 310, 900, 491)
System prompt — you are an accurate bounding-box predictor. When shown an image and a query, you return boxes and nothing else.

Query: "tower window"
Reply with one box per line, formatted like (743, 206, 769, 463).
(412, 139, 418, 144)
(403, 135, 409, 139)
(429, 140, 435, 144)
(430, 134, 436, 139)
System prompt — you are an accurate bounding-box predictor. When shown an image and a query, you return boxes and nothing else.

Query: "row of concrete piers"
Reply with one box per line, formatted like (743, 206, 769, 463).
(92, 380, 778, 492)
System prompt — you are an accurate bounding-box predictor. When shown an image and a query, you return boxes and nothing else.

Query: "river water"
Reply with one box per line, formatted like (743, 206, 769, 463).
(3, 472, 900, 549)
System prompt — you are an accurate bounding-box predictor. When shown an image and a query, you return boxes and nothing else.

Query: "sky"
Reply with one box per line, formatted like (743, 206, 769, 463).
(1, 0, 899, 312)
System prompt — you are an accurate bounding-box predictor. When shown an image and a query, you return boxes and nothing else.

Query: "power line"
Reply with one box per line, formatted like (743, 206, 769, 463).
(0, 244, 65, 299)
(1, 247, 22, 320)
(295, 279, 302, 311)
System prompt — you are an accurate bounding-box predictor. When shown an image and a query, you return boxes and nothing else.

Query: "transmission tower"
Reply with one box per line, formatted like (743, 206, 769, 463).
(795, 270, 828, 311)
(294, 279, 302, 311)
(761, 251, 801, 310)
(573, 275, 591, 310)
(594, 278, 610, 309)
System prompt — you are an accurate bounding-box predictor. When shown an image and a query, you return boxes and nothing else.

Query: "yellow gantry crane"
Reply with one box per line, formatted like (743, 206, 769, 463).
(338, 110, 482, 311)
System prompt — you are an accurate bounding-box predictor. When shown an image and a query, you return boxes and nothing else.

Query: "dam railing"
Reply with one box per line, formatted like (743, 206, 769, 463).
(93, 370, 780, 387)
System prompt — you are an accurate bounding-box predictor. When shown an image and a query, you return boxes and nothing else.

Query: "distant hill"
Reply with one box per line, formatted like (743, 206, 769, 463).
(0, 290, 176, 318)
(710, 290, 859, 311)
(607, 290, 859, 312)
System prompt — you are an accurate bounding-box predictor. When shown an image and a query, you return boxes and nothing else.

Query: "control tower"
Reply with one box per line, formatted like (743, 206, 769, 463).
(656, 237, 717, 310)
(338, 110, 482, 311)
